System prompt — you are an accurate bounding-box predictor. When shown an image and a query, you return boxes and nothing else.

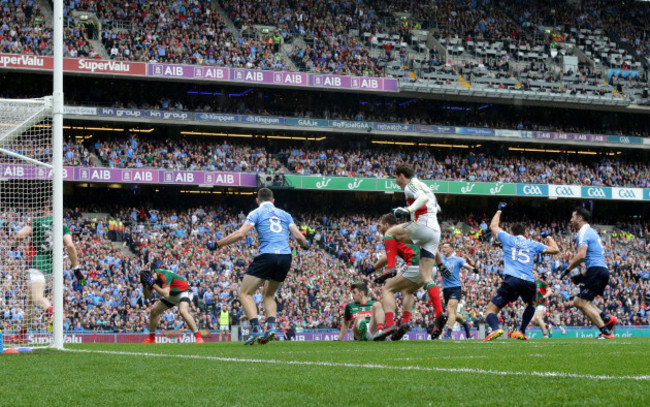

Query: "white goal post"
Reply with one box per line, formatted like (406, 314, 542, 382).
(0, 96, 65, 350)
(0, 0, 64, 351)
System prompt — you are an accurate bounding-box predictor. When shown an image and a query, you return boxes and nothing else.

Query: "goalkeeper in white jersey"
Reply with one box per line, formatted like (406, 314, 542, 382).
(383, 163, 449, 339)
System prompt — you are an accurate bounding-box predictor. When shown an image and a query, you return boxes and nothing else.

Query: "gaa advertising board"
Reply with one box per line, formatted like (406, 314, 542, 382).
(284, 176, 650, 201)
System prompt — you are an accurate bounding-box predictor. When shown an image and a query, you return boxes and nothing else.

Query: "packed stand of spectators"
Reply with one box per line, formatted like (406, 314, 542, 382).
(1, 0, 98, 58)
(60, 132, 650, 187)
(0, 0, 52, 55)
(60, 0, 287, 69)
(277, 143, 650, 188)
(2, 204, 649, 335)
(87, 134, 284, 173)
(221, 0, 384, 76)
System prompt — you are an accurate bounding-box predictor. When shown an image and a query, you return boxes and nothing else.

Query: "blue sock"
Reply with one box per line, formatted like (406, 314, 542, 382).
(444, 327, 452, 338)
(486, 313, 500, 331)
(250, 318, 261, 334)
(463, 321, 471, 338)
(267, 317, 276, 331)
(599, 311, 610, 323)
(519, 305, 535, 334)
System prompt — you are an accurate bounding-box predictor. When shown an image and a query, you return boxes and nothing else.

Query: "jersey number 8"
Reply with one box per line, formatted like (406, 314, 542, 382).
(269, 216, 283, 233)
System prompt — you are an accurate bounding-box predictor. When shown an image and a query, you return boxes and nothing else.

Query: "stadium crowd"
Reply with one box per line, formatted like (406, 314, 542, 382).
(2, 204, 648, 336)
(61, 134, 650, 188)
(4, 0, 648, 87)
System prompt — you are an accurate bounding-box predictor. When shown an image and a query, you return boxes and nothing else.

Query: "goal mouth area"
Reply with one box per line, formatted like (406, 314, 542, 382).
(1, 96, 57, 350)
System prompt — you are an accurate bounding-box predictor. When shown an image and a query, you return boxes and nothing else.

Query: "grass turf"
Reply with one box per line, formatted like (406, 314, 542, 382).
(2, 338, 649, 406)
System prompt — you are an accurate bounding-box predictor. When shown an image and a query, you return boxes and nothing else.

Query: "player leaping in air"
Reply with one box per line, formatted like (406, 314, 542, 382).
(381, 163, 448, 339)
(364, 213, 441, 341)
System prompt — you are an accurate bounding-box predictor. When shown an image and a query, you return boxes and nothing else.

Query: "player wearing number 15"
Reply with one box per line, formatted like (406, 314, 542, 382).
(11, 214, 83, 342)
(217, 188, 309, 345)
(483, 203, 559, 341)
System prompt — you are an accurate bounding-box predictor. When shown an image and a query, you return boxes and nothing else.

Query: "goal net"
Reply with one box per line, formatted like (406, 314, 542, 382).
(0, 97, 57, 349)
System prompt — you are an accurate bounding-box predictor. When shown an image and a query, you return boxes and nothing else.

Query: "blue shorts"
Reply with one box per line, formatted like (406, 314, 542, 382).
(246, 253, 292, 282)
(443, 286, 463, 306)
(491, 275, 536, 308)
(577, 266, 610, 301)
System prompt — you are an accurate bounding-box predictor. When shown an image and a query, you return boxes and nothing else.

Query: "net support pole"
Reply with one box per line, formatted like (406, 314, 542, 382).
(52, 0, 64, 350)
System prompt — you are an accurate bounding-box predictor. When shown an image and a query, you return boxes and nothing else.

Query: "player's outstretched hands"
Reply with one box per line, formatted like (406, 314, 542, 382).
(72, 266, 87, 286)
(393, 207, 410, 218)
(540, 229, 550, 238)
(497, 202, 508, 211)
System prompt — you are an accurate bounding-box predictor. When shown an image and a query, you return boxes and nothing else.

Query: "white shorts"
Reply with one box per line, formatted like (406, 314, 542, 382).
(164, 291, 194, 306)
(403, 221, 441, 256)
(536, 305, 547, 313)
(399, 265, 423, 285)
(220, 325, 230, 332)
(29, 268, 49, 284)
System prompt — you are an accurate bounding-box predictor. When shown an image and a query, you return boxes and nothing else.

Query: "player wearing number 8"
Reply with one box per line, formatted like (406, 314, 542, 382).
(483, 203, 559, 341)
(217, 188, 308, 345)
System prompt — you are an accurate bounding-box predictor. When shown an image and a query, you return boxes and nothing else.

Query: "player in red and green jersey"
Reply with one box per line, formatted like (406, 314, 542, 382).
(365, 213, 446, 341)
(338, 282, 385, 341)
(10, 213, 82, 343)
(532, 274, 553, 338)
(141, 265, 204, 343)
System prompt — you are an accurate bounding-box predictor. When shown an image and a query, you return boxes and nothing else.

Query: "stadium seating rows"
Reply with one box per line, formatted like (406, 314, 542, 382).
(60, 135, 650, 188)
(3, 0, 649, 96)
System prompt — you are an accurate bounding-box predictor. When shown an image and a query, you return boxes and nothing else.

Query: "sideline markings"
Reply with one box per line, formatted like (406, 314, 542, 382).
(67, 349, 650, 381)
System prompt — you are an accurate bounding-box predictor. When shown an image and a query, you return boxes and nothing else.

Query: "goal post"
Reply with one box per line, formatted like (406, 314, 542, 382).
(0, 96, 64, 349)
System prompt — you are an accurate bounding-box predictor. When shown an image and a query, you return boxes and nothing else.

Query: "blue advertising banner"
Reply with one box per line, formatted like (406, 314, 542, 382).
(195, 113, 240, 123)
(607, 135, 643, 145)
(285, 118, 329, 127)
(372, 122, 414, 132)
(517, 184, 548, 197)
(455, 127, 495, 136)
(241, 115, 285, 125)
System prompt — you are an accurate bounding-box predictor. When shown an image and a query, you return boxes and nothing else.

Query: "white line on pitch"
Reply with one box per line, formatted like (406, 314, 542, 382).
(66, 349, 650, 381)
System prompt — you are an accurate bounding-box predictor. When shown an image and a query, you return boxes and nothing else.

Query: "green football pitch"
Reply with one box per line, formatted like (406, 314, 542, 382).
(2, 338, 649, 406)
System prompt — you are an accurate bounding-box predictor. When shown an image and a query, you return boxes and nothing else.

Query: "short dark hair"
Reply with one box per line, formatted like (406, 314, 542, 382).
(350, 282, 368, 295)
(511, 223, 525, 236)
(258, 187, 274, 202)
(379, 213, 397, 226)
(394, 163, 415, 179)
(573, 206, 591, 222)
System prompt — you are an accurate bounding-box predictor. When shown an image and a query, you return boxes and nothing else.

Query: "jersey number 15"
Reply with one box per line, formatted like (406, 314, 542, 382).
(511, 248, 531, 264)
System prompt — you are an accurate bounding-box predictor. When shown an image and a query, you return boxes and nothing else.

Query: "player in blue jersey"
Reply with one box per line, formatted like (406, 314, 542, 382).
(483, 203, 559, 341)
(217, 188, 309, 345)
(562, 207, 616, 339)
(438, 242, 478, 340)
